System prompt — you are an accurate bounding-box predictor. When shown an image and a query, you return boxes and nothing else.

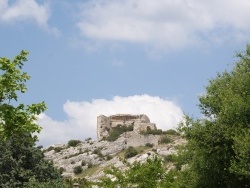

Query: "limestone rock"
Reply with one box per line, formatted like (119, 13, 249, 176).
(43, 114, 184, 181)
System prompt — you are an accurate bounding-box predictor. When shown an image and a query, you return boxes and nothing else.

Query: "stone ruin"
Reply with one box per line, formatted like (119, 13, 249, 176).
(97, 114, 157, 141)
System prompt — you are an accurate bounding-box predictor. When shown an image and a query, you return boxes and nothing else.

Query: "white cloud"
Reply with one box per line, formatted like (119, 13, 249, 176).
(0, 0, 59, 36)
(77, 0, 250, 49)
(37, 95, 183, 147)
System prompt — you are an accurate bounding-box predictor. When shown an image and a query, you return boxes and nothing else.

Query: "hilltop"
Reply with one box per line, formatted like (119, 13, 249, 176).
(43, 114, 185, 181)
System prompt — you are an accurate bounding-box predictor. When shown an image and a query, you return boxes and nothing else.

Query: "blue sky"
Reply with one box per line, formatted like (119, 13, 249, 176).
(0, 0, 249, 147)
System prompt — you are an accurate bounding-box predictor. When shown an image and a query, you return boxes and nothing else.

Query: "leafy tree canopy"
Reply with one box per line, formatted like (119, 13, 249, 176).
(0, 50, 46, 141)
(175, 45, 250, 187)
(0, 51, 61, 187)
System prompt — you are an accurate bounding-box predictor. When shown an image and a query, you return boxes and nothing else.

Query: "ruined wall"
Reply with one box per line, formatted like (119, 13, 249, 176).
(97, 115, 111, 140)
(124, 132, 160, 147)
(97, 114, 157, 141)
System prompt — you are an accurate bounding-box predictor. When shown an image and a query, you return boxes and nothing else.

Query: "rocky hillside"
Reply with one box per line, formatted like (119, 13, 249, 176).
(44, 130, 185, 181)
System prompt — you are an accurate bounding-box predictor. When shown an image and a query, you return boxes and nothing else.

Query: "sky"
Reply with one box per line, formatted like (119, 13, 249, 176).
(0, 0, 249, 147)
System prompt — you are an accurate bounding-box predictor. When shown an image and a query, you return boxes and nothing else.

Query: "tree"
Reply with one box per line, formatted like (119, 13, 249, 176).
(24, 179, 67, 188)
(174, 45, 250, 187)
(0, 137, 62, 187)
(0, 50, 46, 141)
(0, 51, 61, 187)
(96, 157, 174, 188)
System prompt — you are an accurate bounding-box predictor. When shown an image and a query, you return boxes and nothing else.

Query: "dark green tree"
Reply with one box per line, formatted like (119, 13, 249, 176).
(175, 45, 250, 187)
(0, 51, 62, 187)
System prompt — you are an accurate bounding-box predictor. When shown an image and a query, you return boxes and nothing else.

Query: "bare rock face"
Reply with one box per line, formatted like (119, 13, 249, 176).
(97, 114, 156, 141)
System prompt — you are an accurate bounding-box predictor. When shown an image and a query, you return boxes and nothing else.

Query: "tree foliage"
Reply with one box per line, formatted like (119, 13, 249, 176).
(0, 51, 61, 187)
(24, 178, 67, 188)
(0, 50, 46, 141)
(0, 136, 62, 187)
(174, 45, 250, 187)
(97, 157, 174, 188)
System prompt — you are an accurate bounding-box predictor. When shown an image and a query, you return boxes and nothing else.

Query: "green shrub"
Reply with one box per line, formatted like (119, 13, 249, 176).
(64, 178, 91, 188)
(81, 160, 86, 166)
(67, 140, 81, 147)
(73, 166, 83, 175)
(145, 143, 154, 148)
(152, 148, 157, 152)
(163, 129, 180, 135)
(93, 148, 104, 158)
(140, 129, 163, 135)
(24, 179, 67, 188)
(85, 137, 92, 141)
(105, 124, 134, 141)
(87, 163, 93, 168)
(45, 146, 54, 152)
(124, 146, 138, 159)
(54, 147, 63, 153)
(59, 167, 65, 174)
(106, 155, 112, 161)
(159, 135, 172, 144)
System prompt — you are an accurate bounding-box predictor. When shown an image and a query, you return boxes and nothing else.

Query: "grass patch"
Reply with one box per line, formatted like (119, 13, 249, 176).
(77, 165, 100, 178)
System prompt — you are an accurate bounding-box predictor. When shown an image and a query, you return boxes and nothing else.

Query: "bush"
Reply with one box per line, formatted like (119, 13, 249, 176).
(145, 143, 154, 148)
(59, 167, 65, 174)
(163, 129, 180, 135)
(81, 160, 86, 166)
(24, 179, 67, 188)
(85, 137, 92, 141)
(64, 178, 91, 188)
(73, 166, 83, 175)
(87, 163, 93, 168)
(54, 147, 63, 153)
(124, 146, 138, 159)
(67, 140, 81, 147)
(140, 129, 163, 135)
(45, 146, 54, 152)
(159, 135, 172, 144)
(105, 124, 134, 141)
(92, 148, 104, 158)
(106, 155, 112, 161)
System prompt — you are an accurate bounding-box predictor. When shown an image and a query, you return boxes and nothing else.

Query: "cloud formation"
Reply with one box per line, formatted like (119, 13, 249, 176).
(0, 0, 59, 35)
(37, 95, 183, 147)
(77, 0, 250, 49)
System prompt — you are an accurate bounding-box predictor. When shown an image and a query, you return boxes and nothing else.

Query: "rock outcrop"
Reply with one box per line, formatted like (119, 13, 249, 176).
(44, 134, 185, 180)
(44, 114, 185, 180)
(97, 114, 156, 140)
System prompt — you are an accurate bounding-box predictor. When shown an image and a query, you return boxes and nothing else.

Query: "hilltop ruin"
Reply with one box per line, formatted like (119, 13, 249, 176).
(97, 114, 157, 141)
